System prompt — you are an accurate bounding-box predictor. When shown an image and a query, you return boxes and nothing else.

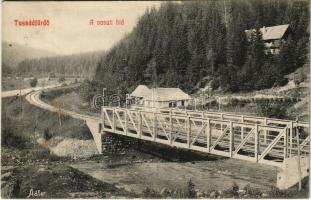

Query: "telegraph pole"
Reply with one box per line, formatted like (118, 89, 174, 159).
(19, 73, 23, 113)
(202, 89, 205, 110)
(224, 0, 228, 30)
(218, 97, 221, 112)
(103, 88, 106, 108)
(126, 94, 129, 109)
(296, 125, 302, 191)
(152, 61, 157, 110)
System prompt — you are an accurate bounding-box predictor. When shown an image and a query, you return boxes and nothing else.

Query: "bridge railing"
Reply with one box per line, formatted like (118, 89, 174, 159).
(102, 107, 309, 167)
(157, 107, 308, 127)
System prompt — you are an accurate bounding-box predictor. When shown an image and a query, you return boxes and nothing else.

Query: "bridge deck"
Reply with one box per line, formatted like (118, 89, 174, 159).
(101, 107, 309, 167)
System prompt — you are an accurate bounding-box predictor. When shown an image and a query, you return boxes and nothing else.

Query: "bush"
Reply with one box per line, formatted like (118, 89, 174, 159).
(30, 77, 38, 87)
(210, 79, 220, 90)
(222, 182, 239, 198)
(2, 117, 27, 149)
(28, 148, 51, 160)
(257, 102, 288, 119)
(274, 78, 288, 87)
(142, 186, 161, 198)
(140, 179, 199, 198)
(58, 77, 66, 82)
(229, 98, 240, 107)
(2, 126, 27, 149)
(49, 72, 56, 78)
(232, 182, 239, 196)
(43, 128, 52, 140)
(243, 184, 262, 198)
(186, 179, 196, 198)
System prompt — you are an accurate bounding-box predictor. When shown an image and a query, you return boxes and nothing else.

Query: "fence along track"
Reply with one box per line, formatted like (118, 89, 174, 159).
(102, 107, 309, 167)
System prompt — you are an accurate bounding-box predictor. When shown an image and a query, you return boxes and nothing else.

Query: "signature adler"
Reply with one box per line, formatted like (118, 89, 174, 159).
(27, 189, 46, 198)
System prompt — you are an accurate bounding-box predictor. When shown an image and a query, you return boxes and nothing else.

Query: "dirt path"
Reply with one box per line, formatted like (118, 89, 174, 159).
(1, 83, 67, 98)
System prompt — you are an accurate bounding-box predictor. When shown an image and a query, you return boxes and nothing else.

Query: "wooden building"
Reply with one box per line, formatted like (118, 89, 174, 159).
(245, 24, 290, 55)
(130, 85, 192, 109)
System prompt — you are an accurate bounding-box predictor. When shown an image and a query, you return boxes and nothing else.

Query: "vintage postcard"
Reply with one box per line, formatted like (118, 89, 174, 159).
(1, 0, 310, 199)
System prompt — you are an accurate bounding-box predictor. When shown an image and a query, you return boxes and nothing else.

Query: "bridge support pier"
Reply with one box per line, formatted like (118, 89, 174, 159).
(277, 156, 309, 190)
(86, 119, 103, 153)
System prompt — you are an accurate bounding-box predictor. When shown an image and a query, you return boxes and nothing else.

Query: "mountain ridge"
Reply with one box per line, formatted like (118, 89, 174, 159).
(2, 41, 58, 68)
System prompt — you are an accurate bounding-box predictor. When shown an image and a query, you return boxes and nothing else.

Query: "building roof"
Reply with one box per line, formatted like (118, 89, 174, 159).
(130, 85, 192, 101)
(245, 24, 289, 41)
(130, 85, 150, 98)
(146, 88, 192, 102)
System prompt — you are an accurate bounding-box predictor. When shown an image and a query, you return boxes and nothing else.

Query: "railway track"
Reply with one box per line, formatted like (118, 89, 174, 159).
(26, 90, 100, 122)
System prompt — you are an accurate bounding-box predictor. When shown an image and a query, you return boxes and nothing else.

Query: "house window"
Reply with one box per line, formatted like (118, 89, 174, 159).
(169, 102, 177, 108)
(181, 100, 185, 106)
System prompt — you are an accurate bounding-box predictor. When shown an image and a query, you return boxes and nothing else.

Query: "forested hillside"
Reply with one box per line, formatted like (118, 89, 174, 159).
(92, 0, 309, 96)
(16, 51, 105, 78)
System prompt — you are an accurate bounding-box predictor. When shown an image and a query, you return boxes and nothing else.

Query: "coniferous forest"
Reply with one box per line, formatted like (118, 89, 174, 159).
(92, 0, 309, 96)
(15, 51, 104, 78)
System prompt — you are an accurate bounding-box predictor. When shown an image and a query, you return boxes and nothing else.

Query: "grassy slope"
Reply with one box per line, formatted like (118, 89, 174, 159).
(11, 164, 132, 198)
(2, 96, 93, 167)
(41, 86, 100, 117)
(2, 78, 30, 91)
(1, 96, 136, 198)
(3, 97, 92, 140)
(204, 61, 310, 121)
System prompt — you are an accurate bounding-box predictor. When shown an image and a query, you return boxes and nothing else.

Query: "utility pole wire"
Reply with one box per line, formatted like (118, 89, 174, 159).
(296, 127, 302, 191)
(224, 0, 228, 30)
(19, 73, 23, 115)
(152, 61, 157, 109)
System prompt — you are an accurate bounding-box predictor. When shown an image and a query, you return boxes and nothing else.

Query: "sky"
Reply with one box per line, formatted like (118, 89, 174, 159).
(2, 1, 162, 55)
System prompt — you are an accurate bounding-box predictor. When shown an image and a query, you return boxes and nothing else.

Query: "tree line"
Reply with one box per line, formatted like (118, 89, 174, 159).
(15, 51, 105, 78)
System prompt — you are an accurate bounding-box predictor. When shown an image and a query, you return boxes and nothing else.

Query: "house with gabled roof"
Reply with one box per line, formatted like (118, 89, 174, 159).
(130, 85, 192, 109)
(245, 24, 290, 55)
